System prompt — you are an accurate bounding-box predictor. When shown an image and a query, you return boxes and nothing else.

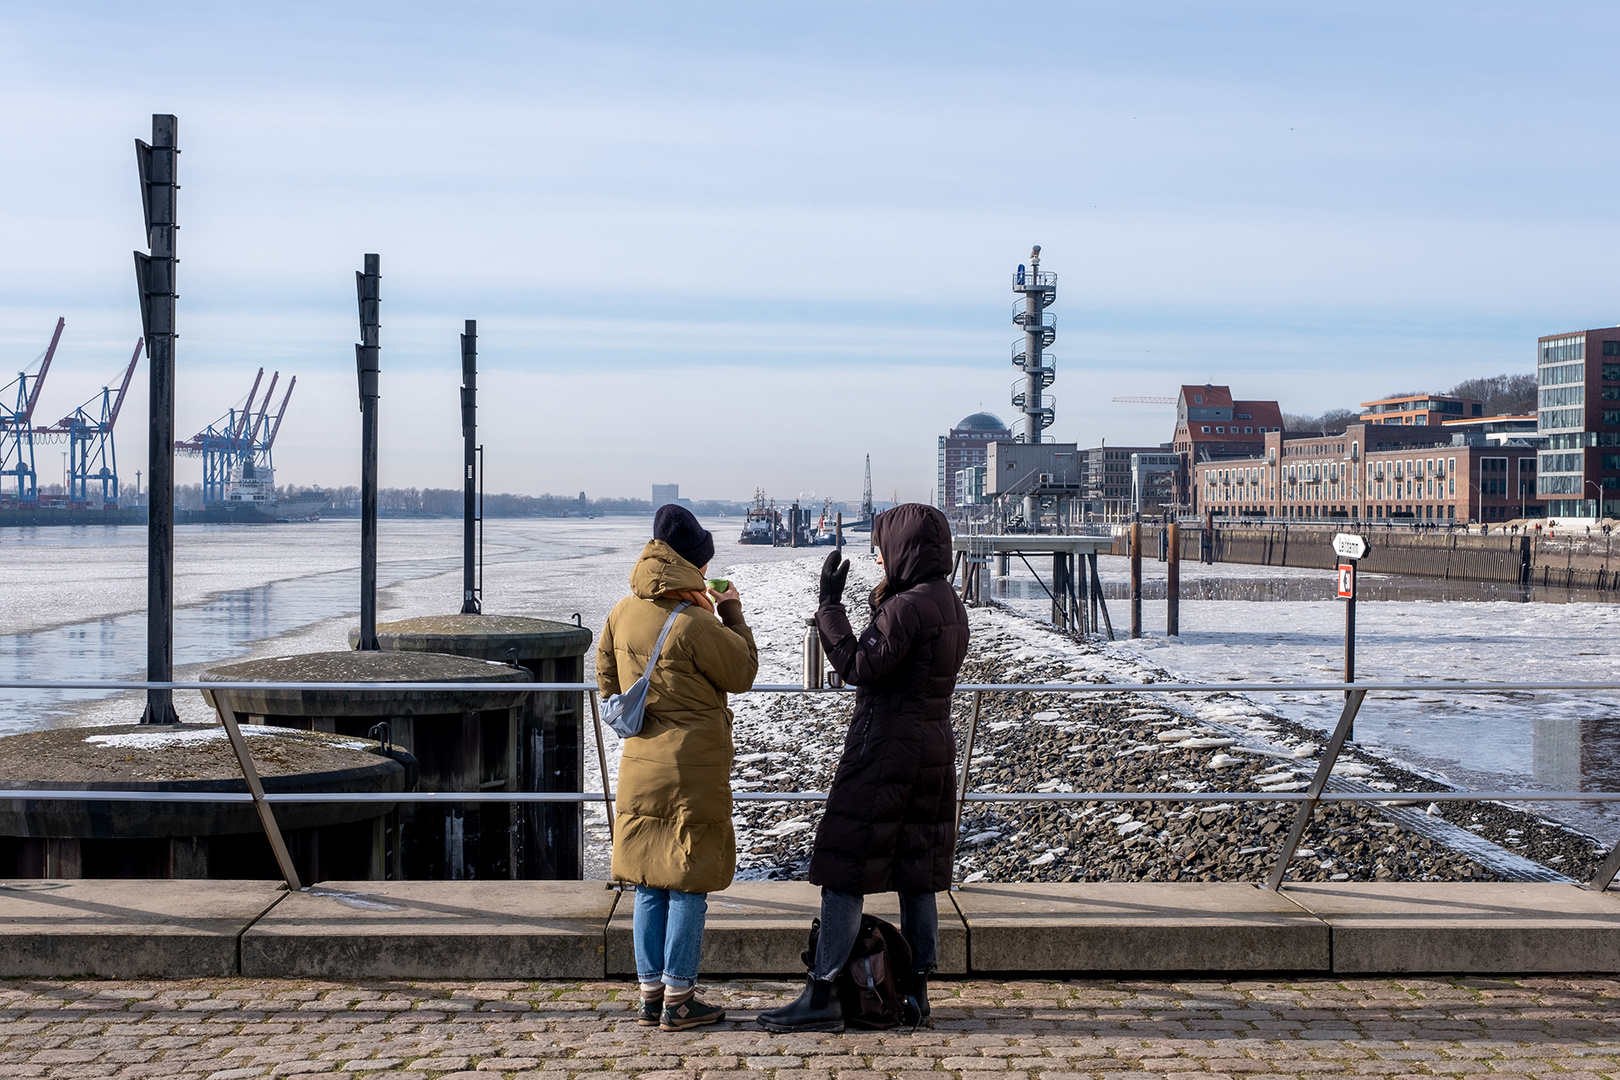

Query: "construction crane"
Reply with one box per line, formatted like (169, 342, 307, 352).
(0, 317, 65, 504)
(175, 370, 295, 504)
(1111, 396, 1176, 405)
(38, 338, 144, 507)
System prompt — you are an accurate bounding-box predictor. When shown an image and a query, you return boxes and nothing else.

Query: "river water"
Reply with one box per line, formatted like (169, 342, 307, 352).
(3, 517, 1618, 843)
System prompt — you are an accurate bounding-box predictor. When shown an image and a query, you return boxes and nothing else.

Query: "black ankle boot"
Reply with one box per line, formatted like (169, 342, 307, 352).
(757, 974, 844, 1033)
(898, 971, 932, 1030)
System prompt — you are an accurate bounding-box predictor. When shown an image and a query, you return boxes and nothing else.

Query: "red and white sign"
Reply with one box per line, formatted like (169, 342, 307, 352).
(1337, 563, 1355, 599)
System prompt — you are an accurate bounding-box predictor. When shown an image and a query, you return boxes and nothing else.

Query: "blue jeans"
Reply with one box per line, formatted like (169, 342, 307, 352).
(633, 887, 708, 989)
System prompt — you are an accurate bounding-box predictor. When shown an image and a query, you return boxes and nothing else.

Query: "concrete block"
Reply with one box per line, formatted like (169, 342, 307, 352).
(0, 879, 285, 977)
(1279, 881, 1620, 973)
(606, 881, 966, 975)
(951, 882, 1330, 973)
(240, 880, 617, 978)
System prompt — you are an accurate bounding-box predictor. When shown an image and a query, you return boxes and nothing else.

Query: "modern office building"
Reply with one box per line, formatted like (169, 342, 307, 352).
(1360, 393, 1484, 427)
(937, 411, 1012, 510)
(1536, 327, 1620, 520)
(651, 483, 680, 509)
(1080, 444, 1169, 519)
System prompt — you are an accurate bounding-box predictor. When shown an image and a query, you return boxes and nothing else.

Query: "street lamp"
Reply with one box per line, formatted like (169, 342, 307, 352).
(1588, 480, 1605, 522)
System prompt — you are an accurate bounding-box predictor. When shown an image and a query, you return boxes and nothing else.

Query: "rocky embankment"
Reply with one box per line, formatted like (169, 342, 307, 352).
(729, 594, 1609, 885)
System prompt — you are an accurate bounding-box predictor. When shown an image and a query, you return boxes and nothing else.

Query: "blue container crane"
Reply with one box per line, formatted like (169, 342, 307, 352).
(0, 318, 65, 506)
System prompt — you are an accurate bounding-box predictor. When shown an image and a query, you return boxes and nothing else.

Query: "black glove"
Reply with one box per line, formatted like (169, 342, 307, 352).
(819, 549, 850, 608)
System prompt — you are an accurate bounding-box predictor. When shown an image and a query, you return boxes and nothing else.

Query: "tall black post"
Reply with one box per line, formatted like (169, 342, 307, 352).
(460, 320, 480, 614)
(355, 254, 381, 651)
(134, 114, 179, 724)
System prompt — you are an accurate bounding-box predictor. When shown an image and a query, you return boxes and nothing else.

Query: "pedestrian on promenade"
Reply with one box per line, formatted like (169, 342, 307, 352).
(759, 503, 969, 1034)
(598, 505, 759, 1032)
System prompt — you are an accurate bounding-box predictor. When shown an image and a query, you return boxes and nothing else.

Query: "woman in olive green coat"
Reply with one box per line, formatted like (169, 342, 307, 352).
(597, 505, 758, 1031)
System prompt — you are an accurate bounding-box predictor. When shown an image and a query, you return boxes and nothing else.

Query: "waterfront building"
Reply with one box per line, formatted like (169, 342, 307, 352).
(1359, 392, 1484, 427)
(1078, 444, 1170, 520)
(937, 411, 1012, 511)
(651, 483, 679, 509)
(1171, 384, 1284, 511)
(1192, 422, 1543, 523)
(1441, 414, 1542, 446)
(1535, 327, 1620, 520)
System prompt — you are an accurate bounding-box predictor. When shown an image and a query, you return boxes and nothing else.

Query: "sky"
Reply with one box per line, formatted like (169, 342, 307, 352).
(3, 1, 1619, 505)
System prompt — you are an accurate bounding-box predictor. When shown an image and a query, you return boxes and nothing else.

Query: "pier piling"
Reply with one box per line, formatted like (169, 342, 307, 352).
(1129, 521, 1142, 639)
(134, 113, 179, 725)
(1167, 521, 1180, 636)
(460, 320, 480, 614)
(355, 254, 381, 651)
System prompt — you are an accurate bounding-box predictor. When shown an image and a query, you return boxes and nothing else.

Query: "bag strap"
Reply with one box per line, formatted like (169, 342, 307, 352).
(643, 600, 690, 679)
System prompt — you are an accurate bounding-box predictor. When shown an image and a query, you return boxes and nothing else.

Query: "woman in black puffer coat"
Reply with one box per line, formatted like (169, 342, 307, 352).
(759, 503, 969, 1034)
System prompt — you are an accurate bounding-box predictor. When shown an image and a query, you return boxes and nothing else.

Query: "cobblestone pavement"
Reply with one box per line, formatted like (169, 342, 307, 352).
(4, 976, 1620, 1080)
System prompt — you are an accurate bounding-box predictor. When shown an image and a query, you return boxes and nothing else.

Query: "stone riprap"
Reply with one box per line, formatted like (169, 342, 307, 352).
(4, 974, 1620, 1078)
(729, 604, 1608, 887)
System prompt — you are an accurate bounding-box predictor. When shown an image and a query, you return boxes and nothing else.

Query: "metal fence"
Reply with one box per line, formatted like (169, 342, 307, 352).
(5, 677, 1620, 895)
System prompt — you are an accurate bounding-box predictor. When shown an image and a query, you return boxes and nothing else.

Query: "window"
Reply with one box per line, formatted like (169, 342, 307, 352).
(1201, 426, 1210, 433)
(1244, 426, 1253, 433)
(1605, 364, 1620, 381)
(1607, 410, 1620, 426)
(1604, 341, 1620, 356)
(1540, 385, 1585, 408)
(1541, 363, 1586, 386)
(1603, 454, 1620, 470)
(1542, 335, 1585, 363)
(1215, 427, 1225, 433)
(1604, 387, 1620, 401)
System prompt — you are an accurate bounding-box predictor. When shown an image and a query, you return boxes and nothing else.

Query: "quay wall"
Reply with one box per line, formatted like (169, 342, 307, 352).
(1111, 526, 1620, 591)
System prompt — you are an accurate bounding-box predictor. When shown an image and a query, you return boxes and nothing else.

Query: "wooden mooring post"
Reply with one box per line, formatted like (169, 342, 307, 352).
(1167, 521, 1180, 636)
(1129, 520, 1142, 639)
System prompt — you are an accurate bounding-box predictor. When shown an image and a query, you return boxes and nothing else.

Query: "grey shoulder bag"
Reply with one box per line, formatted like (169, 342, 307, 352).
(602, 601, 691, 738)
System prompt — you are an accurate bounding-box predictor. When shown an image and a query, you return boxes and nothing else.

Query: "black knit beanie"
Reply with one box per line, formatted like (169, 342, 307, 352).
(653, 504, 715, 570)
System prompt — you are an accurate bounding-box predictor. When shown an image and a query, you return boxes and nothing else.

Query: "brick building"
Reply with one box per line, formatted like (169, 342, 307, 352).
(1171, 384, 1283, 510)
(936, 412, 1012, 511)
(1192, 422, 1542, 523)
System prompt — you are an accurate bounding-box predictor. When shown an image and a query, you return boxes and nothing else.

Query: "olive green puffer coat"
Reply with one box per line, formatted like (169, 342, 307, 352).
(598, 540, 759, 894)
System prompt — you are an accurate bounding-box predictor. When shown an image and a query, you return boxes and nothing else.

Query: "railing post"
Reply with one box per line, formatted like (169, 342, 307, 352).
(954, 690, 985, 838)
(587, 689, 615, 848)
(1589, 841, 1620, 892)
(1265, 688, 1366, 891)
(216, 699, 302, 891)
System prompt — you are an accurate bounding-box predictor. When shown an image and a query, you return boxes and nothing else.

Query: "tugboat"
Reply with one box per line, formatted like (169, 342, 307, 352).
(738, 490, 783, 545)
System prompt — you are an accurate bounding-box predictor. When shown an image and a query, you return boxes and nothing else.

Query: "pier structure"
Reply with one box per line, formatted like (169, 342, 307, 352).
(0, 723, 409, 883)
(204, 650, 533, 881)
(354, 615, 593, 880)
(951, 534, 1113, 636)
(1012, 245, 1057, 523)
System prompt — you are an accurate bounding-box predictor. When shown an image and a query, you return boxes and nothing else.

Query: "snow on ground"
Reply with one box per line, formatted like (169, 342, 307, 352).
(992, 552, 1620, 844)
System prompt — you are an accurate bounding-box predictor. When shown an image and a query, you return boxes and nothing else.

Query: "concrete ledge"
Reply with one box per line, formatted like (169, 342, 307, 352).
(952, 882, 1331, 972)
(0, 879, 285, 977)
(1279, 881, 1620, 973)
(240, 880, 617, 978)
(607, 882, 967, 975)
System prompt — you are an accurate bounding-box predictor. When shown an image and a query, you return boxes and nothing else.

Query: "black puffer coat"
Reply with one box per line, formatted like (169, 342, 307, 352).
(808, 503, 970, 895)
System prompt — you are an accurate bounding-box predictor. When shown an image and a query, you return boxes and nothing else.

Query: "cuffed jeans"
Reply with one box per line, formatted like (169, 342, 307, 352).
(810, 887, 938, 981)
(633, 887, 708, 990)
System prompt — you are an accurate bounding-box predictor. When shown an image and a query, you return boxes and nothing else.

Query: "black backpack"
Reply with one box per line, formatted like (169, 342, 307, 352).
(802, 914, 913, 1030)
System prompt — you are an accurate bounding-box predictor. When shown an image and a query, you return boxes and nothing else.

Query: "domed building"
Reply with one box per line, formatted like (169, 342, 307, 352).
(937, 411, 1012, 510)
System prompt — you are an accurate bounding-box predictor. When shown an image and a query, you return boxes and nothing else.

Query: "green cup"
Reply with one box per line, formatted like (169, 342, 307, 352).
(706, 578, 731, 594)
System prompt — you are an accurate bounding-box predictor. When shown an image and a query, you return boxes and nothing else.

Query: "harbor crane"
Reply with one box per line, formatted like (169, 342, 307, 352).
(37, 338, 144, 507)
(174, 370, 296, 502)
(1111, 396, 1176, 405)
(0, 318, 65, 504)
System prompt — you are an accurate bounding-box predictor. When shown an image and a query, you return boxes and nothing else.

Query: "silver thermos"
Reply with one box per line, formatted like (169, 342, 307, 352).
(802, 617, 823, 690)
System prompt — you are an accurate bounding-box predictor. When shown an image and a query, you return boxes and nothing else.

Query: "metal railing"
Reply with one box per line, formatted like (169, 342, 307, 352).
(5, 677, 1620, 896)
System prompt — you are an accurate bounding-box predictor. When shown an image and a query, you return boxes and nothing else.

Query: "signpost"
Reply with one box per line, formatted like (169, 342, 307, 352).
(1333, 533, 1366, 739)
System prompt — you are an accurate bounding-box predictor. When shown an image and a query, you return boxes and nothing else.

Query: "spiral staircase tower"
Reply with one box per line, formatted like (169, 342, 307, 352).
(1012, 245, 1056, 522)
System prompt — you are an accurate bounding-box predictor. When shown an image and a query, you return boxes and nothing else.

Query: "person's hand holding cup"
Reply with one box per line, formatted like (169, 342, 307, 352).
(706, 578, 740, 605)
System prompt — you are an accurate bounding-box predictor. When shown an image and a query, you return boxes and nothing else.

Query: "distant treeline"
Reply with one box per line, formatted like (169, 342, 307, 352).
(172, 481, 750, 517)
(315, 487, 749, 518)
